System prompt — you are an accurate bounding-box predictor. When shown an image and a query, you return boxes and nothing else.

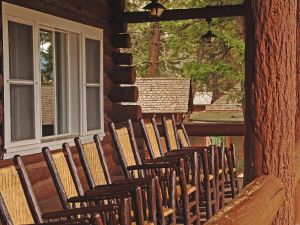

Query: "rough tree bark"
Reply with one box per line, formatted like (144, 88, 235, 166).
(244, 0, 297, 224)
(148, 22, 160, 77)
(294, 1, 300, 223)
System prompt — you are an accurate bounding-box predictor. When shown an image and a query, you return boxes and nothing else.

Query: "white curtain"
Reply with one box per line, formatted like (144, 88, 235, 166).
(9, 21, 35, 141)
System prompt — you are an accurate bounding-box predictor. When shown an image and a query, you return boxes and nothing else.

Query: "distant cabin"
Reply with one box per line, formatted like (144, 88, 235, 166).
(135, 77, 192, 122)
(207, 92, 242, 111)
(192, 92, 213, 112)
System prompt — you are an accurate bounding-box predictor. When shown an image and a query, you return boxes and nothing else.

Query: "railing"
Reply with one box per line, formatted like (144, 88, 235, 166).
(183, 122, 244, 137)
(206, 175, 285, 225)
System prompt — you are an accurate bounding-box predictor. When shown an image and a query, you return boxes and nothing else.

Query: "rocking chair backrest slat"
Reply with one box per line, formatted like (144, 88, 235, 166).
(0, 156, 44, 225)
(75, 136, 110, 189)
(42, 147, 83, 209)
(82, 143, 107, 186)
(139, 118, 164, 159)
(109, 120, 142, 178)
(162, 115, 180, 151)
(116, 127, 137, 167)
(0, 165, 35, 224)
(178, 123, 191, 148)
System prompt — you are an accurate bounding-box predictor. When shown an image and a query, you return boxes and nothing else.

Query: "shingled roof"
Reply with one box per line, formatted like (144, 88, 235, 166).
(136, 78, 191, 113)
(206, 93, 242, 111)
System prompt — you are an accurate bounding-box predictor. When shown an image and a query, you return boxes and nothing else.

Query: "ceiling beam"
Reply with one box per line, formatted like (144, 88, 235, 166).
(118, 4, 245, 23)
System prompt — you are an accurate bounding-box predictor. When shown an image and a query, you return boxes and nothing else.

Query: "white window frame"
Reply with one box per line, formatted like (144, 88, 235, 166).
(82, 34, 104, 136)
(2, 2, 104, 156)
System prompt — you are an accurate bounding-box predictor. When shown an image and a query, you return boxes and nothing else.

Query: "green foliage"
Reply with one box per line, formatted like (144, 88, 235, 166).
(127, 0, 245, 103)
(40, 30, 53, 86)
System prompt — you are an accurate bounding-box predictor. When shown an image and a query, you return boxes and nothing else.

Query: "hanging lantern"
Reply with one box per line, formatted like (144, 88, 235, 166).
(143, 0, 166, 17)
(201, 18, 217, 43)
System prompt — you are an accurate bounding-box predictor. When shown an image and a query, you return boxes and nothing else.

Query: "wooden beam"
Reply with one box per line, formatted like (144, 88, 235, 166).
(108, 86, 139, 102)
(112, 52, 133, 65)
(109, 65, 136, 84)
(109, 104, 142, 122)
(111, 33, 131, 48)
(118, 4, 244, 23)
(206, 175, 285, 225)
(182, 122, 244, 136)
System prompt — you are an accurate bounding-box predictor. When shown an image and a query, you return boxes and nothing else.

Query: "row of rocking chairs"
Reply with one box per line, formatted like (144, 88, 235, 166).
(0, 115, 239, 225)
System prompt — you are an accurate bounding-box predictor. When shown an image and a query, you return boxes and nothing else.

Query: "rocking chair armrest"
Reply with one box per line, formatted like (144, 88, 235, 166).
(142, 157, 181, 164)
(29, 218, 90, 225)
(84, 187, 132, 199)
(90, 183, 136, 193)
(165, 149, 204, 156)
(181, 146, 208, 151)
(42, 205, 117, 220)
(67, 193, 123, 204)
(113, 178, 156, 188)
(127, 162, 176, 170)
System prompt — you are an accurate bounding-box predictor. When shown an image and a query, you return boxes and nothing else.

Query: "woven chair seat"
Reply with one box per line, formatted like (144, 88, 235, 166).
(163, 207, 174, 216)
(176, 184, 197, 196)
(225, 168, 237, 173)
(199, 174, 214, 182)
(132, 221, 154, 225)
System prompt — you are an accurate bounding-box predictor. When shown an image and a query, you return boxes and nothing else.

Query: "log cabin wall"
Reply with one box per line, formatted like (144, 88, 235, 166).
(0, 0, 139, 203)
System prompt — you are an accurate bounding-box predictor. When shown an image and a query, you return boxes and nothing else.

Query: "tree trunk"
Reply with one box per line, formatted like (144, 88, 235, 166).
(294, 1, 300, 223)
(148, 22, 160, 77)
(244, 0, 296, 224)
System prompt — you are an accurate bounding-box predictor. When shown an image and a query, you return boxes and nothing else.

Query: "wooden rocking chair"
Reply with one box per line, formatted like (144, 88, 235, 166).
(75, 135, 176, 225)
(41, 147, 143, 225)
(42, 146, 152, 225)
(0, 155, 123, 225)
(109, 120, 200, 225)
(224, 144, 239, 200)
(158, 116, 220, 220)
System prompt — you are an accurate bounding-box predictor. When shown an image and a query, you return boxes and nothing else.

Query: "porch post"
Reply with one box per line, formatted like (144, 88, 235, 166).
(244, 0, 297, 224)
(294, 1, 300, 223)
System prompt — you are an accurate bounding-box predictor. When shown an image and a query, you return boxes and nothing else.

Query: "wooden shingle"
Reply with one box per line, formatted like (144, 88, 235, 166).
(135, 78, 191, 113)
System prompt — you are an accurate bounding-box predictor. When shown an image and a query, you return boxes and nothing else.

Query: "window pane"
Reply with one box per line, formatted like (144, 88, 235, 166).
(85, 38, 100, 83)
(86, 87, 100, 131)
(55, 32, 69, 135)
(40, 30, 69, 137)
(8, 21, 34, 80)
(10, 85, 35, 142)
(40, 30, 55, 137)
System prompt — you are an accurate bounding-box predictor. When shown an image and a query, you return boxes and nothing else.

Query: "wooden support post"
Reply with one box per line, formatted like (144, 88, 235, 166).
(295, 2, 300, 223)
(244, 0, 296, 223)
(109, 104, 142, 122)
(108, 86, 138, 102)
(111, 17, 128, 34)
(108, 0, 125, 14)
(206, 176, 285, 225)
(111, 34, 131, 48)
(109, 65, 136, 84)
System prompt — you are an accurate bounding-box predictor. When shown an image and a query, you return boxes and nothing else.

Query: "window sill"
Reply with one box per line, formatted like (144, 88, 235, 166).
(3, 132, 105, 159)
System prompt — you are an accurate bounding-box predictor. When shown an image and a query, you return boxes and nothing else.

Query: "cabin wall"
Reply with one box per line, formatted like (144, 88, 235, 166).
(0, 0, 127, 205)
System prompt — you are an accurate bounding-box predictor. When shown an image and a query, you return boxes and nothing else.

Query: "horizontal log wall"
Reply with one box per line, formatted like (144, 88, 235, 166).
(108, 86, 139, 102)
(206, 175, 285, 225)
(108, 0, 142, 122)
